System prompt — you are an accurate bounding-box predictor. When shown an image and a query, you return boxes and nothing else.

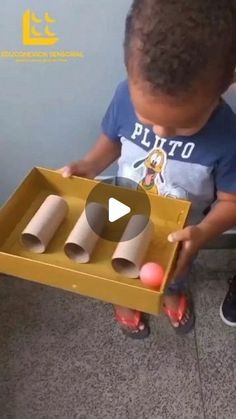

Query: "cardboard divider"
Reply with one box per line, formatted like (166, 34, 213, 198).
(21, 194, 68, 253)
(112, 215, 154, 278)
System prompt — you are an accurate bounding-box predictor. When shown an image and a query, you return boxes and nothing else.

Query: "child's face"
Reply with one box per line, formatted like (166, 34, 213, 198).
(129, 80, 221, 138)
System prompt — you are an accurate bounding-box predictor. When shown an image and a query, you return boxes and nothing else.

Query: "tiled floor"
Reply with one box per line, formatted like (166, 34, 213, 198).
(0, 251, 236, 419)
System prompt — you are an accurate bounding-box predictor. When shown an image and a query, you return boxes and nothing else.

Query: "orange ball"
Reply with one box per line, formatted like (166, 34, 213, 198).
(140, 262, 164, 288)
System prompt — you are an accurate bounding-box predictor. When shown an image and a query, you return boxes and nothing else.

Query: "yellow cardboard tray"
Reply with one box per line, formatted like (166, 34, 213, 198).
(0, 167, 191, 315)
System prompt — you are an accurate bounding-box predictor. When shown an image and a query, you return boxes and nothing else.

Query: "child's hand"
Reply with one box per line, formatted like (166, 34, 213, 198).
(168, 225, 206, 279)
(58, 160, 97, 179)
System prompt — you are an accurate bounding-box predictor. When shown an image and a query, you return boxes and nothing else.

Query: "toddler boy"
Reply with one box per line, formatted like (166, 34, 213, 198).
(61, 0, 236, 338)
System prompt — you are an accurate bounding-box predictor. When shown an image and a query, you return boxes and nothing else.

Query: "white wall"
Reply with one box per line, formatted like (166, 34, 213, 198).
(0, 0, 132, 203)
(1, 0, 236, 204)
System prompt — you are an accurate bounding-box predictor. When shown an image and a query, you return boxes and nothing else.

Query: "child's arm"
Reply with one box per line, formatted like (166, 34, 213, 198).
(60, 133, 121, 179)
(169, 190, 236, 278)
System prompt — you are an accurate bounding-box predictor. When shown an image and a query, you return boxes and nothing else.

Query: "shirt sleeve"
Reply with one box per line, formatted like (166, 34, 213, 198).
(215, 151, 236, 193)
(101, 84, 122, 141)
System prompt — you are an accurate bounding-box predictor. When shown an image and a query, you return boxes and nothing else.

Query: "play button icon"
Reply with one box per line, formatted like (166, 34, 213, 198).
(108, 198, 131, 223)
(85, 177, 151, 242)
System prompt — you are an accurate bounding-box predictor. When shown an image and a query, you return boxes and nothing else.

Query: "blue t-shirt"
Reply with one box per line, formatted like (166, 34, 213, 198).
(101, 80, 236, 223)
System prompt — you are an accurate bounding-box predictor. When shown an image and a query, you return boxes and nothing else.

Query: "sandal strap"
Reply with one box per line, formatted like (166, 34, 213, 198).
(163, 294, 187, 322)
(115, 309, 141, 329)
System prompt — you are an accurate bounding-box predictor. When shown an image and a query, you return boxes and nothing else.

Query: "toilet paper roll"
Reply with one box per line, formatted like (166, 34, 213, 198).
(64, 202, 108, 263)
(21, 195, 69, 253)
(112, 215, 154, 279)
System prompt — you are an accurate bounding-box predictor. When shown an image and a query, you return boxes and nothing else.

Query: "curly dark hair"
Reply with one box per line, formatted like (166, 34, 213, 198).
(124, 0, 236, 95)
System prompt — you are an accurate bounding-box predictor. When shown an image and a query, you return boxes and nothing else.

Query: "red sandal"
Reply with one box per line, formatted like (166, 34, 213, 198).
(115, 307, 150, 339)
(163, 293, 195, 335)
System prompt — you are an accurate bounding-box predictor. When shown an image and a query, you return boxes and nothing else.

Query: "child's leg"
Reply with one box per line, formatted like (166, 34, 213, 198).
(163, 267, 195, 334)
(114, 306, 150, 339)
(114, 268, 194, 337)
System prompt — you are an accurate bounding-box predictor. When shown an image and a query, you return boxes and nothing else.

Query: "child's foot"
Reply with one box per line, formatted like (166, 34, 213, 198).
(163, 293, 195, 335)
(114, 306, 150, 339)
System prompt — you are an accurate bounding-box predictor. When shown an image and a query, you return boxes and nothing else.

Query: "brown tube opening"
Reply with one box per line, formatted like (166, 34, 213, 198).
(112, 258, 139, 279)
(21, 233, 44, 254)
(64, 243, 89, 263)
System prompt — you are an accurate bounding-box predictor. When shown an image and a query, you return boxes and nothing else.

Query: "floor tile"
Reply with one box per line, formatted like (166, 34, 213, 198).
(197, 249, 236, 273)
(0, 275, 204, 419)
(193, 269, 236, 419)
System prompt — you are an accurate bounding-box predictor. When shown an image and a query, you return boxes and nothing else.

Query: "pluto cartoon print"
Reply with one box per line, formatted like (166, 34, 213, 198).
(101, 81, 231, 223)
